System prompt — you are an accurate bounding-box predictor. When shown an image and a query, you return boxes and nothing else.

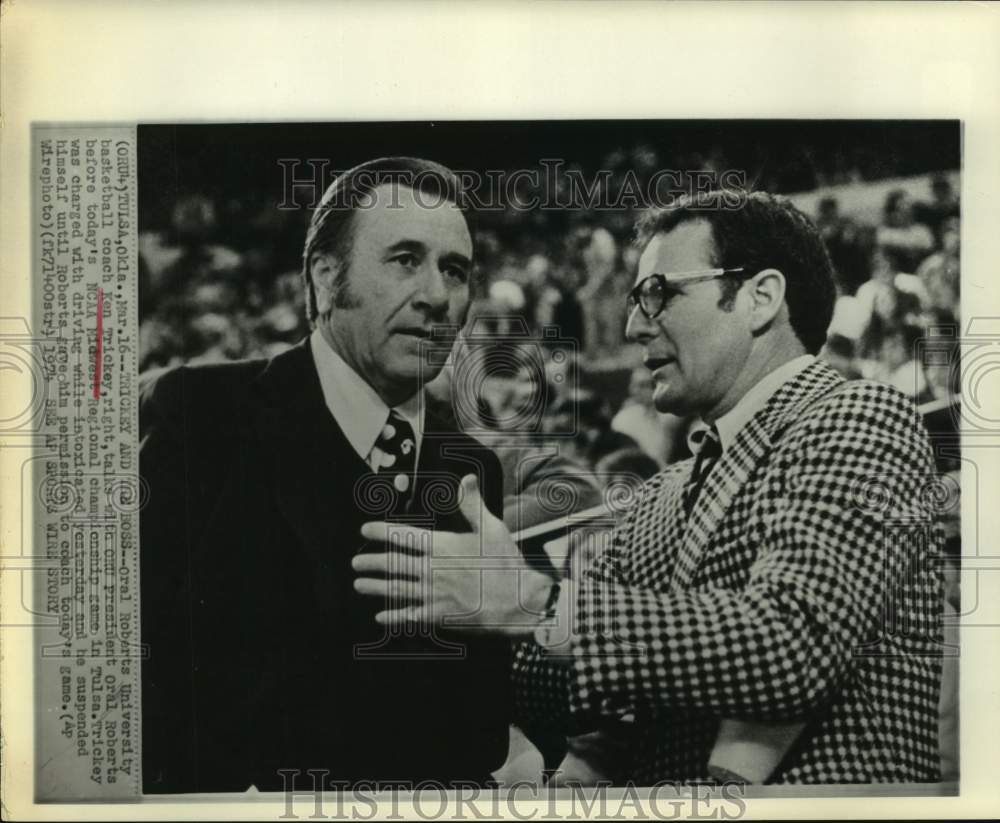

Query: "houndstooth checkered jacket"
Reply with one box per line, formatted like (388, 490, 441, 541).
(513, 360, 944, 784)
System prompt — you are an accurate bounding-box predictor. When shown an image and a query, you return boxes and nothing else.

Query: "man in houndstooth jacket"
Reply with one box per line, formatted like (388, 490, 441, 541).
(354, 190, 944, 785)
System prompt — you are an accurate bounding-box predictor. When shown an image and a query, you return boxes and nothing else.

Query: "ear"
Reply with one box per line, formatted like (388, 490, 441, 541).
(745, 267, 786, 333)
(310, 252, 341, 315)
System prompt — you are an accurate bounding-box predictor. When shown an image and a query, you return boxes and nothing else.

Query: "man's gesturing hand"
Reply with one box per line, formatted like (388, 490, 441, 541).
(353, 474, 555, 638)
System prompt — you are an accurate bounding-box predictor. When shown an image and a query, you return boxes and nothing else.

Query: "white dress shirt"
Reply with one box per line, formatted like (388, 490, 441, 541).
(310, 329, 424, 471)
(687, 355, 815, 455)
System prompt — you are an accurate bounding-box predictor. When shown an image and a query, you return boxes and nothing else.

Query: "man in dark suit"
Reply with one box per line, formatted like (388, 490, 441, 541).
(355, 191, 944, 784)
(139, 158, 511, 793)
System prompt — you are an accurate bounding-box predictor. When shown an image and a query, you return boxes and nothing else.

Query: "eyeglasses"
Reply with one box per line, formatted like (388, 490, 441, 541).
(626, 267, 747, 320)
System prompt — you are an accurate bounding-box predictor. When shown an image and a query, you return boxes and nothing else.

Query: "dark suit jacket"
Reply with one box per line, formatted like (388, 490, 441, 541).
(139, 341, 510, 793)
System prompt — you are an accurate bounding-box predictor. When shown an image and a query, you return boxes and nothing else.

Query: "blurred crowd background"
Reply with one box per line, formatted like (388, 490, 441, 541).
(138, 124, 960, 484)
(137, 123, 962, 781)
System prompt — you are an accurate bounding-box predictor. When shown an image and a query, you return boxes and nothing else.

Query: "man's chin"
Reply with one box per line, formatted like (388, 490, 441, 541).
(652, 382, 687, 416)
(388, 360, 445, 392)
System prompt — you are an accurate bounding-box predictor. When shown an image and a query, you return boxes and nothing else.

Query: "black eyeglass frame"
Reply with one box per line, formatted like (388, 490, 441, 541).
(627, 267, 749, 320)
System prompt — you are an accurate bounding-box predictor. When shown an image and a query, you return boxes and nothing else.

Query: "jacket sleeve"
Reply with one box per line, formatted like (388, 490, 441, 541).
(502, 451, 604, 534)
(561, 383, 942, 721)
(510, 477, 649, 734)
(138, 366, 202, 791)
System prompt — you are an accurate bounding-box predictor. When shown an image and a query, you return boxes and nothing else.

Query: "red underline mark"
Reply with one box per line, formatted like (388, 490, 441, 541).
(92, 287, 104, 399)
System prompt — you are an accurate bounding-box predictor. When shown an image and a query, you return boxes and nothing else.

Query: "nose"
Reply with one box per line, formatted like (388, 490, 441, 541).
(625, 303, 659, 345)
(412, 263, 450, 315)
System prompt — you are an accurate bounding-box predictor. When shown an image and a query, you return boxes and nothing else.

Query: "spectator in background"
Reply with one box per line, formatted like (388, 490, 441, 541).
(425, 343, 603, 533)
(593, 447, 660, 493)
(914, 174, 961, 247)
(878, 323, 934, 403)
(535, 259, 586, 352)
(575, 224, 626, 358)
(876, 189, 935, 274)
(855, 247, 928, 364)
(586, 428, 641, 472)
(610, 365, 687, 466)
(544, 347, 579, 410)
(819, 333, 863, 380)
(856, 288, 926, 374)
(185, 312, 246, 365)
(139, 318, 185, 372)
(150, 194, 244, 294)
(513, 252, 552, 330)
(921, 334, 960, 402)
(815, 195, 870, 295)
(543, 389, 610, 468)
(254, 269, 310, 358)
(491, 360, 603, 533)
(917, 215, 960, 326)
(137, 191, 309, 369)
(485, 279, 531, 338)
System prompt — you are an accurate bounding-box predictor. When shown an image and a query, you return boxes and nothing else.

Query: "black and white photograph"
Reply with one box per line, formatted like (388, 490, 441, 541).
(135, 120, 961, 793)
(3, 2, 999, 820)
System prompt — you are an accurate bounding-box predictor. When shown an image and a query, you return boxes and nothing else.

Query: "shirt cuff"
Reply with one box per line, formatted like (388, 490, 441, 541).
(533, 578, 576, 658)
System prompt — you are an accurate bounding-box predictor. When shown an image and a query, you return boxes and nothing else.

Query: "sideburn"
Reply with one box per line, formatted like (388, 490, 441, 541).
(331, 268, 361, 310)
(716, 276, 742, 312)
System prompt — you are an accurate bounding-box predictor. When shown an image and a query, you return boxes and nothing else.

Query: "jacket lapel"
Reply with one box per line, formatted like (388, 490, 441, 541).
(671, 360, 844, 588)
(630, 463, 691, 590)
(248, 340, 371, 566)
(407, 427, 461, 526)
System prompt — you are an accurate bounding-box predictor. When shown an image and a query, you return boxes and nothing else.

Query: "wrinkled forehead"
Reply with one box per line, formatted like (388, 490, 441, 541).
(634, 220, 716, 286)
(350, 183, 473, 255)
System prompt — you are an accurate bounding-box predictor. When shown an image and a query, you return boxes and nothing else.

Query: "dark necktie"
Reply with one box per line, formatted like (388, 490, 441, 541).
(373, 410, 417, 516)
(683, 424, 722, 516)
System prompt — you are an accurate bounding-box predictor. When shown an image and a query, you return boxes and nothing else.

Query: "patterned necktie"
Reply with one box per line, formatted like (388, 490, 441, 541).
(683, 424, 722, 516)
(373, 410, 418, 516)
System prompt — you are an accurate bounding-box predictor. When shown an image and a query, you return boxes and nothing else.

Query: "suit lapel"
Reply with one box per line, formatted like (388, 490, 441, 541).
(632, 463, 691, 591)
(671, 361, 844, 588)
(672, 418, 771, 587)
(248, 340, 371, 566)
(407, 428, 458, 526)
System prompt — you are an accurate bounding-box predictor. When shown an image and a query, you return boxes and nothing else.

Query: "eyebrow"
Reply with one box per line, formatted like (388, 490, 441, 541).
(440, 250, 473, 272)
(385, 239, 473, 271)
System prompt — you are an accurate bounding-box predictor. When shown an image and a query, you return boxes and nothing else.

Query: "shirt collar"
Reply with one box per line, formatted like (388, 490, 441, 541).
(688, 355, 815, 454)
(310, 328, 423, 462)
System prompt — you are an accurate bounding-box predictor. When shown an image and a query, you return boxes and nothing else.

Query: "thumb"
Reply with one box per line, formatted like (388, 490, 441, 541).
(458, 473, 485, 533)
